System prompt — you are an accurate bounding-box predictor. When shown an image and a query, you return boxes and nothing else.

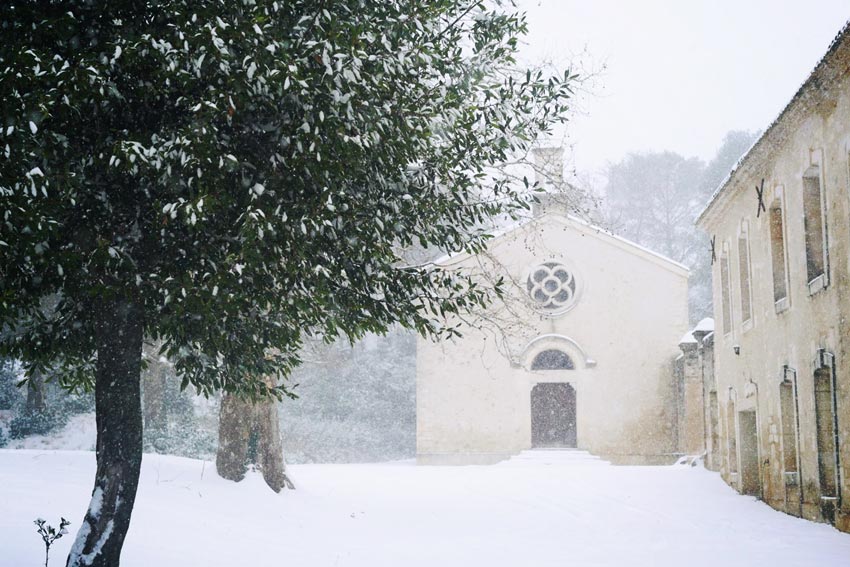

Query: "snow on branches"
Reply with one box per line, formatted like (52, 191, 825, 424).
(0, 0, 574, 396)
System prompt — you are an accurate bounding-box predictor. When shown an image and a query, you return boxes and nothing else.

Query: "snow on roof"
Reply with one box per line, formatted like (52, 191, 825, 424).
(679, 331, 698, 345)
(696, 19, 850, 225)
(693, 318, 714, 334)
(430, 212, 689, 275)
(428, 213, 534, 266)
(558, 213, 690, 273)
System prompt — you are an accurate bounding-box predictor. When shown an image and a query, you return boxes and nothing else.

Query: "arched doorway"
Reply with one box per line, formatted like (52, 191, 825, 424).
(531, 383, 576, 448)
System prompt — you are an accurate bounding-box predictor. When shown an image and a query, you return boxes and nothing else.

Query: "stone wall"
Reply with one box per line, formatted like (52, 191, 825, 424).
(696, 25, 850, 532)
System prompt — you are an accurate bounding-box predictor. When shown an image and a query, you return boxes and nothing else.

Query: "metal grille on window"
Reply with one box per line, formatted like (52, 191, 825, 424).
(527, 262, 577, 313)
(531, 349, 575, 370)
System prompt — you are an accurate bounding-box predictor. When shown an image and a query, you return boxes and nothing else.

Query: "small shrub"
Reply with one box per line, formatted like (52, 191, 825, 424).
(9, 410, 64, 439)
(59, 390, 95, 415)
(0, 427, 8, 448)
(34, 517, 70, 567)
(142, 388, 217, 459)
(0, 359, 24, 411)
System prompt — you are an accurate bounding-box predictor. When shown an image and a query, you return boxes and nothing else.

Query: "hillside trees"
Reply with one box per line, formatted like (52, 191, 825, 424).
(700, 130, 759, 196)
(603, 131, 758, 321)
(0, 1, 574, 565)
(280, 329, 416, 463)
(604, 151, 705, 266)
(689, 130, 760, 318)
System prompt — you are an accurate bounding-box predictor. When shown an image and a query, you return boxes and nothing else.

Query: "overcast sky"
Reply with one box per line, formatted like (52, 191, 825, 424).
(516, 0, 849, 176)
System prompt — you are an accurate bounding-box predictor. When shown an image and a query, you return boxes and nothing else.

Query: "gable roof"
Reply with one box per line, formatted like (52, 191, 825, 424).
(433, 212, 690, 277)
(696, 20, 850, 227)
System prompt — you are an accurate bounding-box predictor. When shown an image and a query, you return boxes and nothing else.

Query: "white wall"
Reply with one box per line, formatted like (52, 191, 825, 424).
(417, 215, 689, 465)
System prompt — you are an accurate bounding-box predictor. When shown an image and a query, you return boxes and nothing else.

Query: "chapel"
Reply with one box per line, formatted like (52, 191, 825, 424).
(416, 152, 691, 465)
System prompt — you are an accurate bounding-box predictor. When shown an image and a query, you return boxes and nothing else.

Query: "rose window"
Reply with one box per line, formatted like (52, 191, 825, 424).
(527, 262, 577, 313)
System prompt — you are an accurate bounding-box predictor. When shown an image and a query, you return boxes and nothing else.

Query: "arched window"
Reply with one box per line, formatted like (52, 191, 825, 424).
(531, 349, 575, 370)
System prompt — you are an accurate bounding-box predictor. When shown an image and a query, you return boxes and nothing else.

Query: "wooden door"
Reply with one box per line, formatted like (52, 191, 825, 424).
(531, 383, 576, 448)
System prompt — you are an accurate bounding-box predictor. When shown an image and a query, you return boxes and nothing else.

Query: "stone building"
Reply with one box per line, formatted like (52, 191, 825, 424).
(416, 159, 691, 465)
(695, 22, 850, 532)
(674, 317, 717, 465)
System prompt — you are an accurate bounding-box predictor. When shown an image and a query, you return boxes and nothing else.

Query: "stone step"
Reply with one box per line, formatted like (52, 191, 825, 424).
(502, 449, 610, 466)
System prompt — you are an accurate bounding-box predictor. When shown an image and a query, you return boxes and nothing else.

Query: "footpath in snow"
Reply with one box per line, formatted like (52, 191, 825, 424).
(1, 449, 849, 567)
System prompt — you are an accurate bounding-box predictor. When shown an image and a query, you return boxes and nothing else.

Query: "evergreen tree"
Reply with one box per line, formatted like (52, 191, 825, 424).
(281, 329, 416, 463)
(603, 131, 759, 322)
(0, 1, 574, 564)
(688, 130, 759, 321)
(700, 130, 759, 197)
(604, 151, 705, 266)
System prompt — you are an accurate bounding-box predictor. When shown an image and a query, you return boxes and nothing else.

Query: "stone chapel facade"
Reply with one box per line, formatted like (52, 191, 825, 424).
(695, 22, 850, 533)
(416, 188, 691, 466)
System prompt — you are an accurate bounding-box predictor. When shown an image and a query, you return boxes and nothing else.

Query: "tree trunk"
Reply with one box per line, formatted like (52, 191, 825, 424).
(255, 399, 290, 492)
(216, 392, 251, 483)
(141, 343, 168, 433)
(216, 390, 293, 492)
(25, 366, 46, 413)
(67, 295, 144, 567)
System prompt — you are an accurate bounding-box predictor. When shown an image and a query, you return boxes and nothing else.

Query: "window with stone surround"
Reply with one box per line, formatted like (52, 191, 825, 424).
(779, 367, 799, 479)
(737, 221, 752, 324)
(720, 244, 733, 335)
(769, 192, 789, 311)
(802, 164, 828, 291)
(813, 350, 840, 500)
(727, 392, 738, 475)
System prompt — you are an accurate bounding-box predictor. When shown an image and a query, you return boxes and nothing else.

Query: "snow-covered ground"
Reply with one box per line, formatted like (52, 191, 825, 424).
(1, 449, 848, 567)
